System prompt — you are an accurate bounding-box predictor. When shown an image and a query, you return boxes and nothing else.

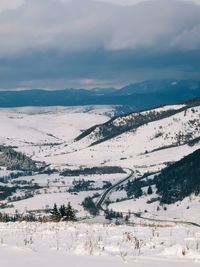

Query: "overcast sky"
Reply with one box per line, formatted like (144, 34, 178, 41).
(0, 0, 200, 90)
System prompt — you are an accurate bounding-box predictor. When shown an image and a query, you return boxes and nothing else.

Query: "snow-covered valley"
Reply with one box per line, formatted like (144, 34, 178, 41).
(0, 102, 200, 267)
(0, 103, 200, 222)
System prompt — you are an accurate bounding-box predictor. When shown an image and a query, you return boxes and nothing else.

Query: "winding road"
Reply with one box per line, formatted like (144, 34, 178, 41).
(96, 168, 200, 228)
(96, 168, 134, 210)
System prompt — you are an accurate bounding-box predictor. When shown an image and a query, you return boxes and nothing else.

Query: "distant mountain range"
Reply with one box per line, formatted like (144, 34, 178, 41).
(1, 79, 200, 110)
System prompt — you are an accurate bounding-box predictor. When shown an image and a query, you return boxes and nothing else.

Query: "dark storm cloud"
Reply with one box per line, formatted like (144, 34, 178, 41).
(0, 0, 200, 89)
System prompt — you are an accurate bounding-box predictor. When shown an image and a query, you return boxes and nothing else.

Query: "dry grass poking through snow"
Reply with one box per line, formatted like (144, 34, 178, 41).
(0, 221, 199, 264)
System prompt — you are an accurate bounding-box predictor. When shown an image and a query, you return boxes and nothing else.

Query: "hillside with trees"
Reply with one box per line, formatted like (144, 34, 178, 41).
(155, 149, 200, 204)
(0, 146, 38, 171)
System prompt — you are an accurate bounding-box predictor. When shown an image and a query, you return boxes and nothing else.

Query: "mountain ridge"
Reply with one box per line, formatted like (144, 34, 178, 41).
(1, 79, 200, 110)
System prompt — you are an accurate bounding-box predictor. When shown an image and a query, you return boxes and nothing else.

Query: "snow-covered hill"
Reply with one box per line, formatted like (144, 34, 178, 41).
(0, 105, 114, 148)
(2, 100, 199, 172)
(44, 99, 200, 172)
(0, 101, 200, 223)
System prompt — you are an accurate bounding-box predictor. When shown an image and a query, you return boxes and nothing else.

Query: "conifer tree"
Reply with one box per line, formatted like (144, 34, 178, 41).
(147, 185, 153, 195)
(51, 203, 60, 221)
(65, 202, 75, 221)
(59, 204, 66, 218)
(50, 203, 75, 221)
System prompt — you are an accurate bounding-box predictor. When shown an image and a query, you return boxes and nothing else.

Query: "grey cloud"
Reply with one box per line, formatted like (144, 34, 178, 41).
(0, 0, 200, 56)
(0, 0, 200, 89)
(170, 25, 200, 50)
(0, 0, 25, 13)
(0, 48, 199, 90)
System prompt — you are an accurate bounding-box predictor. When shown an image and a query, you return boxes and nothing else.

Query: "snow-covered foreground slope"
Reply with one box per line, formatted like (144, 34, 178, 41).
(0, 222, 200, 267)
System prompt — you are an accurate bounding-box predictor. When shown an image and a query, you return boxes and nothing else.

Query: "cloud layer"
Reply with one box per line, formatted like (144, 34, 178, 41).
(0, 0, 200, 89)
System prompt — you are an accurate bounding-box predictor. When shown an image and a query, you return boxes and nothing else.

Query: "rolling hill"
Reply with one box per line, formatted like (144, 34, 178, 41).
(60, 97, 200, 171)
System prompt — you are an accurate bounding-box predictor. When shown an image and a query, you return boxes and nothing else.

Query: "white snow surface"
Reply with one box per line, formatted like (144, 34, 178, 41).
(2, 172, 128, 216)
(0, 222, 199, 267)
(0, 105, 112, 146)
(109, 193, 200, 224)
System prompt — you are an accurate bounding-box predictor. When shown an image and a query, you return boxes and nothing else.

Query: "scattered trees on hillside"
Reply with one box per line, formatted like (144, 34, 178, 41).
(155, 148, 200, 204)
(0, 145, 38, 171)
(81, 196, 99, 216)
(125, 180, 143, 198)
(147, 186, 153, 195)
(104, 209, 123, 221)
(61, 166, 125, 176)
(50, 203, 76, 221)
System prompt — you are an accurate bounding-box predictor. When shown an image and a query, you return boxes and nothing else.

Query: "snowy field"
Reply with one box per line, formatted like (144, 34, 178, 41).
(0, 105, 112, 148)
(0, 222, 200, 267)
(109, 194, 200, 224)
(1, 172, 128, 216)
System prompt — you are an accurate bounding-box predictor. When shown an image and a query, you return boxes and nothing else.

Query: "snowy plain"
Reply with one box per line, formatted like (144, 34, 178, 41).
(0, 222, 200, 267)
